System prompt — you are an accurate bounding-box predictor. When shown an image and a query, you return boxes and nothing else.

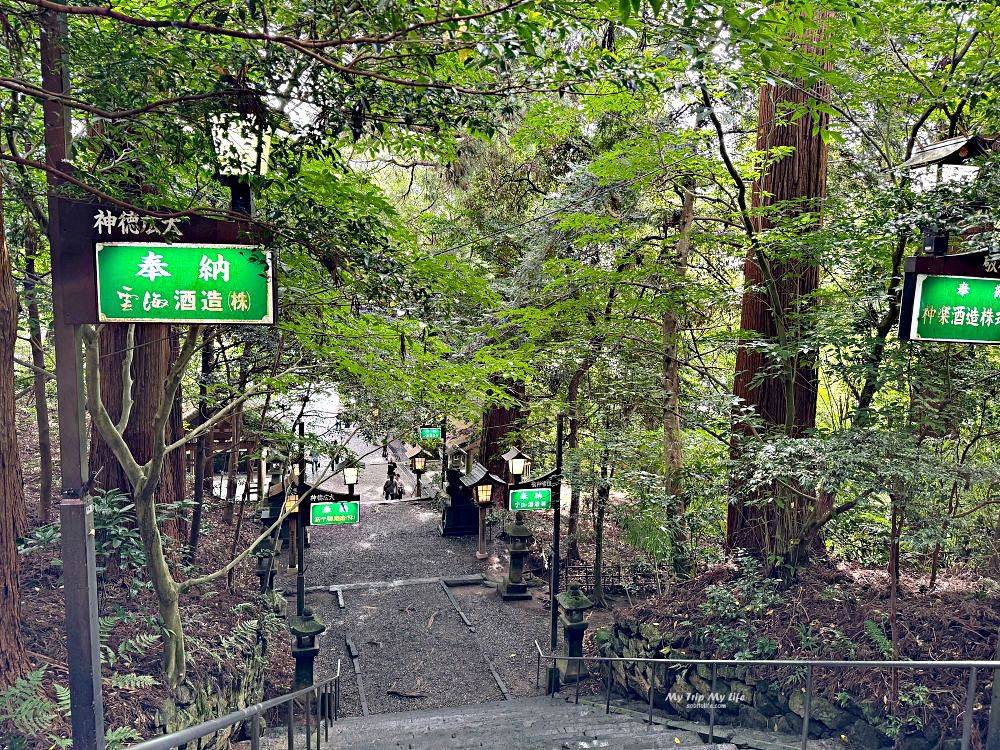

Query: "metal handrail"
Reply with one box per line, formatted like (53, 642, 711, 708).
(128, 659, 342, 750)
(533, 640, 999, 750)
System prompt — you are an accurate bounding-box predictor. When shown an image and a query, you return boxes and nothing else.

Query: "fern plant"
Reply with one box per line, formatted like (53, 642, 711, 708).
(105, 726, 143, 750)
(116, 633, 160, 666)
(0, 668, 56, 736)
(107, 674, 159, 690)
(864, 619, 893, 659)
(53, 684, 71, 715)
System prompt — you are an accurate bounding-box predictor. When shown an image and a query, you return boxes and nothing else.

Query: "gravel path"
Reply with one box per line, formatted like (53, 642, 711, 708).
(275, 418, 554, 719)
(452, 584, 552, 697)
(310, 583, 504, 717)
(283, 502, 485, 587)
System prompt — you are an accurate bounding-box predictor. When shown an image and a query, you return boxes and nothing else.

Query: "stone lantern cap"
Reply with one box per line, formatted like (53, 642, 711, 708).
(289, 607, 326, 638)
(556, 582, 594, 614)
(505, 511, 533, 540)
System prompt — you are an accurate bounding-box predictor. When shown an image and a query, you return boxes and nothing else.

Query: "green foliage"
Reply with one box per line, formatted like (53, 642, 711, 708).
(107, 674, 159, 690)
(698, 551, 784, 658)
(864, 620, 893, 660)
(105, 727, 144, 750)
(17, 489, 146, 581)
(53, 685, 71, 716)
(115, 634, 161, 668)
(795, 624, 857, 658)
(221, 619, 266, 654)
(0, 669, 55, 736)
(92, 490, 146, 577)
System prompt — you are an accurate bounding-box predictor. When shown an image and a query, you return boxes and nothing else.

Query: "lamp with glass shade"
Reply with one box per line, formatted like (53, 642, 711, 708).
(502, 447, 531, 485)
(210, 111, 272, 215)
(408, 446, 435, 497)
(475, 482, 494, 559)
(899, 135, 995, 256)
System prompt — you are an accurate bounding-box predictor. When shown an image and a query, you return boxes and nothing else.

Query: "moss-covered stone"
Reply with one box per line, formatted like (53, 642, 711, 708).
(739, 705, 772, 730)
(845, 719, 892, 750)
(788, 689, 853, 730)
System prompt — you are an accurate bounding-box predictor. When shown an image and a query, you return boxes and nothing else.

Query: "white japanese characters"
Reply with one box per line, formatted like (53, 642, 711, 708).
(919, 281, 1000, 331)
(93, 209, 185, 238)
(136, 251, 171, 281)
(198, 254, 230, 282)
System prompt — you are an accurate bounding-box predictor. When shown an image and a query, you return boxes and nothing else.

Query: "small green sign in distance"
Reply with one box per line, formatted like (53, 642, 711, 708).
(419, 426, 442, 440)
(510, 487, 552, 511)
(310, 501, 360, 526)
(96, 242, 273, 324)
(909, 274, 1000, 343)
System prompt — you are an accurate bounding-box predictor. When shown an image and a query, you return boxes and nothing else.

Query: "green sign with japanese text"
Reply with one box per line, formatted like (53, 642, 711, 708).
(908, 274, 1000, 343)
(310, 501, 360, 526)
(510, 487, 552, 511)
(96, 242, 273, 324)
(419, 426, 442, 440)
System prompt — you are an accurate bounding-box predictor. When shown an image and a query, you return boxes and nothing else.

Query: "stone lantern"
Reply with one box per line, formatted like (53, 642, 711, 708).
(556, 582, 594, 683)
(288, 607, 326, 690)
(254, 538, 278, 593)
(498, 511, 533, 601)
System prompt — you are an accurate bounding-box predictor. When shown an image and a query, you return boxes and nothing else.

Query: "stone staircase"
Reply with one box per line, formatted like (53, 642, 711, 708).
(261, 696, 740, 749)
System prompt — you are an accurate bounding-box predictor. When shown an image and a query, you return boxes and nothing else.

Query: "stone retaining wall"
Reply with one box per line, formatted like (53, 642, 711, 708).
(154, 621, 272, 747)
(596, 618, 959, 750)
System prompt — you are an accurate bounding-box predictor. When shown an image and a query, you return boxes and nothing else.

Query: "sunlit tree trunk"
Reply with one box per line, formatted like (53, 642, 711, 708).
(24, 226, 53, 523)
(662, 179, 696, 574)
(0, 171, 28, 686)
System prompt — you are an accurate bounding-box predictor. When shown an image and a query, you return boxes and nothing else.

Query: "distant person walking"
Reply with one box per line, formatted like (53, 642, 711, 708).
(382, 476, 404, 501)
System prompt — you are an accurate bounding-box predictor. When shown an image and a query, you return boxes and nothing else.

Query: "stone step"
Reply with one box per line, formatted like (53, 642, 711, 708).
(338, 700, 638, 724)
(259, 696, 712, 749)
(574, 698, 843, 750)
(304, 718, 694, 746)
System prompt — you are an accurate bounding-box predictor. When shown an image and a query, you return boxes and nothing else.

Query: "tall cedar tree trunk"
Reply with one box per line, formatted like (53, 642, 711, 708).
(727, 42, 831, 564)
(566, 365, 590, 561)
(480, 379, 525, 504)
(663, 179, 696, 574)
(89, 324, 186, 540)
(592, 460, 610, 606)
(0, 171, 28, 685)
(24, 227, 53, 522)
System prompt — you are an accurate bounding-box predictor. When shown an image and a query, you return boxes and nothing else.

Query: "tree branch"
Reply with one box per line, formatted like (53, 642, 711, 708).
(116, 324, 135, 433)
(164, 360, 305, 454)
(82, 324, 143, 486)
(14, 356, 53, 379)
(178, 467, 332, 593)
